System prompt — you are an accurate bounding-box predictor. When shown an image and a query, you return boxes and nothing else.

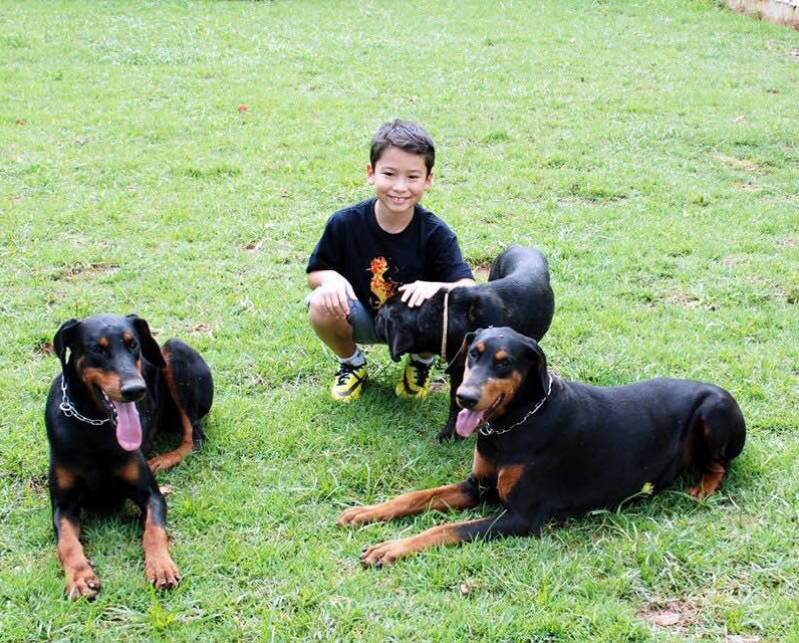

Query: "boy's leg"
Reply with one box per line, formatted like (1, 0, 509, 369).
(307, 293, 374, 401)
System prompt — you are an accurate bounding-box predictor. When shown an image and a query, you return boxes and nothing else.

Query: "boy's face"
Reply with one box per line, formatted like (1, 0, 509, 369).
(367, 146, 432, 218)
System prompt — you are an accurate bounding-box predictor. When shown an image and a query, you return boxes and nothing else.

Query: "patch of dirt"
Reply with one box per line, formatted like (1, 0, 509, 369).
(428, 381, 449, 394)
(34, 340, 54, 356)
(780, 237, 798, 247)
(28, 474, 47, 495)
(54, 262, 118, 281)
(243, 239, 265, 253)
(721, 256, 746, 268)
(713, 153, 759, 173)
(189, 323, 214, 336)
(638, 599, 700, 633)
(666, 291, 717, 311)
(732, 181, 761, 192)
(790, 48, 799, 63)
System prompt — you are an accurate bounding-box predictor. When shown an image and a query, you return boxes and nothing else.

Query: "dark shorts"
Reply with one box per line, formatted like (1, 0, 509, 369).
(305, 294, 382, 345)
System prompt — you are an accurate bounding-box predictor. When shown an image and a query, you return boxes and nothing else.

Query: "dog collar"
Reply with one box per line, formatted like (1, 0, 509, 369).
(59, 376, 115, 426)
(478, 373, 553, 437)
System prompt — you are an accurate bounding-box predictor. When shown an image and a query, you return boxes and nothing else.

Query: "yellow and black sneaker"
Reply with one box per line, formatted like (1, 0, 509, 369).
(395, 357, 434, 399)
(331, 361, 368, 402)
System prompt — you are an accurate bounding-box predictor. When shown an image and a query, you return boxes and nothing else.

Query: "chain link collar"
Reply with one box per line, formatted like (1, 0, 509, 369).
(478, 373, 553, 437)
(59, 376, 115, 426)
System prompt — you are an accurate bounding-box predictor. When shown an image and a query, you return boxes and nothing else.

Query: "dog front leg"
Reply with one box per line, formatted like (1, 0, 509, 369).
(360, 510, 536, 566)
(53, 504, 100, 599)
(437, 364, 465, 442)
(337, 478, 479, 526)
(133, 483, 180, 589)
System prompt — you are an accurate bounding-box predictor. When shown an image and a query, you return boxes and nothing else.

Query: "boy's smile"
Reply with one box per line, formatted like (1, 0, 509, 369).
(367, 145, 433, 228)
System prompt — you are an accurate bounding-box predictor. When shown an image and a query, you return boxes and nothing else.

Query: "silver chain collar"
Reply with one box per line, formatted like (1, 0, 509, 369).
(59, 376, 115, 426)
(478, 374, 553, 437)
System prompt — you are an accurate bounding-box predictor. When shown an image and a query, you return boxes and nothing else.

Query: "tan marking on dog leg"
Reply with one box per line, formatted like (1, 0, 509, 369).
(57, 517, 100, 599)
(142, 506, 179, 589)
(337, 482, 477, 526)
(360, 522, 465, 566)
(147, 361, 194, 472)
(689, 462, 726, 499)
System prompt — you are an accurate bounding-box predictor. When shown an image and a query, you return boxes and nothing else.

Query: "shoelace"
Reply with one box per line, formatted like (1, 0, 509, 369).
(336, 362, 364, 385)
(408, 360, 432, 387)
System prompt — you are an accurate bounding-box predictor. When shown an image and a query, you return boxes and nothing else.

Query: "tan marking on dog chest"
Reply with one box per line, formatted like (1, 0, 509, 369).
(497, 464, 525, 501)
(472, 449, 497, 481)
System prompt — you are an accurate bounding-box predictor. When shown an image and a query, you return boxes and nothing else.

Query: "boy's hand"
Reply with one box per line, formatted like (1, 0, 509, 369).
(311, 276, 356, 319)
(399, 281, 445, 308)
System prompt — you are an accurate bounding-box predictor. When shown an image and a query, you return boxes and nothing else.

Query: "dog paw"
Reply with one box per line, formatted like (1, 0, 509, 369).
(65, 565, 101, 600)
(360, 540, 408, 567)
(437, 423, 461, 443)
(145, 556, 181, 590)
(337, 505, 385, 527)
(148, 454, 177, 473)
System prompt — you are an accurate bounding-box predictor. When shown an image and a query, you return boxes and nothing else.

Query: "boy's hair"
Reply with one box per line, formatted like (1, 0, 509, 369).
(370, 119, 435, 175)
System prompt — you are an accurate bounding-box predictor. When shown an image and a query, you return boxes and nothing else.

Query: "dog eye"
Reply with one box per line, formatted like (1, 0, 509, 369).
(496, 358, 510, 368)
(128, 339, 139, 351)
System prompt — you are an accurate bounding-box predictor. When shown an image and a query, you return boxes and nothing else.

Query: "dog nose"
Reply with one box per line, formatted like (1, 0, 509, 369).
(456, 389, 479, 409)
(120, 382, 146, 401)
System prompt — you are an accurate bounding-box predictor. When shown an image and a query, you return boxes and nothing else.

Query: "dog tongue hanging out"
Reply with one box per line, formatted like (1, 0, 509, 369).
(114, 401, 142, 451)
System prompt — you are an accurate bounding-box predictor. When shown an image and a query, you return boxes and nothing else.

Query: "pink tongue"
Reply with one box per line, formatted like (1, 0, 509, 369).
(456, 409, 485, 438)
(113, 401, 142, 451)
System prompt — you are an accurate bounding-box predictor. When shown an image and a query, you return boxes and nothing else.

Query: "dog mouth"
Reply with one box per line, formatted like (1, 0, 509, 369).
(97, 388, 143, 452)
(455, 395, 504, 438)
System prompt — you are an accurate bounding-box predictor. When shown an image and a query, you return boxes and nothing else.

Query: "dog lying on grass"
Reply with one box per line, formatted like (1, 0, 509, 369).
(375, 245, 555, 440)
(45, 314, 213, 598)
(339, 327, 745, 566)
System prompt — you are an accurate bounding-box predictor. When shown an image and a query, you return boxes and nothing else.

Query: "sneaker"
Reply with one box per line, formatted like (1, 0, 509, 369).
(395, 357, 434, 399)
(331, 362, 368, 402)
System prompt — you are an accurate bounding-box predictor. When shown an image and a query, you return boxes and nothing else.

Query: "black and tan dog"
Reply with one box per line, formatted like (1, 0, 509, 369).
(45, 314, 213, 598)
(338, 327, 745, 566)
(375, 245, 554, 441)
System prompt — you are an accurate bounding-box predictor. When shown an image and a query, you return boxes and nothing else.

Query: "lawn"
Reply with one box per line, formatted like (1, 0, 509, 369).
(1, 0, 798, 640)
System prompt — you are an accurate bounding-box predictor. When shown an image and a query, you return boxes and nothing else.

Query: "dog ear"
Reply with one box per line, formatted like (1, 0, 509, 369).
(445, 329, 480, 374)
(126, 314, 166, 368)
(519, 336, 549, 398)
(53, 318, 81, 374)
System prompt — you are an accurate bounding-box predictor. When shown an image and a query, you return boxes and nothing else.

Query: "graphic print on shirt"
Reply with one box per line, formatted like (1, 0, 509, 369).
(368, 256, 399, 310)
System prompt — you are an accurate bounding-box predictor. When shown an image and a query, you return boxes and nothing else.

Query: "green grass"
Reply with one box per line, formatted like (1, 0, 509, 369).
(2, 0, 798, 640)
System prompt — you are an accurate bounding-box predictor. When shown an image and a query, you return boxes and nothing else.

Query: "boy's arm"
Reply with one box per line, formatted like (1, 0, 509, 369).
(307, 270, 357, 319)
(399, 277, 475, 309)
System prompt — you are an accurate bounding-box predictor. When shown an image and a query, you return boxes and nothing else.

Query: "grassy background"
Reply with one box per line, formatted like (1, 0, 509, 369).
(1, 0, 798, 640)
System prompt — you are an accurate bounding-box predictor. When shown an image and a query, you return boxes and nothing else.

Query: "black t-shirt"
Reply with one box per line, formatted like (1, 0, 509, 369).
(306, 198, 473, 316)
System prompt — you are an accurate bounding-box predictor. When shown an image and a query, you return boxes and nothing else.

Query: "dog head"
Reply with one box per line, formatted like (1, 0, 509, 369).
(453, 327, 549, 438)
(374, 292, 445, 361)
(53, 314, 165, 450)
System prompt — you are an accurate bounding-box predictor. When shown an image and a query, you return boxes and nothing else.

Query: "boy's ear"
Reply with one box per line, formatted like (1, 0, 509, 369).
(126, 314, 166, 368)
(366, 164, 375, 183)
(445, 329, 480, 374)
(53, 319, 81, 374)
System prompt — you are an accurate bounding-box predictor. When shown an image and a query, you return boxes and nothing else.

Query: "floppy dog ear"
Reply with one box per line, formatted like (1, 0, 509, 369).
(444, 329, 480, 374)
(53, 318, 81, 374)
(519, 336, 550, 399)
(126, 314, 166, 368)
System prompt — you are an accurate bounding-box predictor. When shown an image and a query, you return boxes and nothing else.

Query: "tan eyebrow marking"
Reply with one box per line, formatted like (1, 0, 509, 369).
(98, 337, 109, 348)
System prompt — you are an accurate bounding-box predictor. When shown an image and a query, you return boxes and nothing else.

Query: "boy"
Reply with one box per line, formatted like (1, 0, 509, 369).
(306, 119, 474, 402)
